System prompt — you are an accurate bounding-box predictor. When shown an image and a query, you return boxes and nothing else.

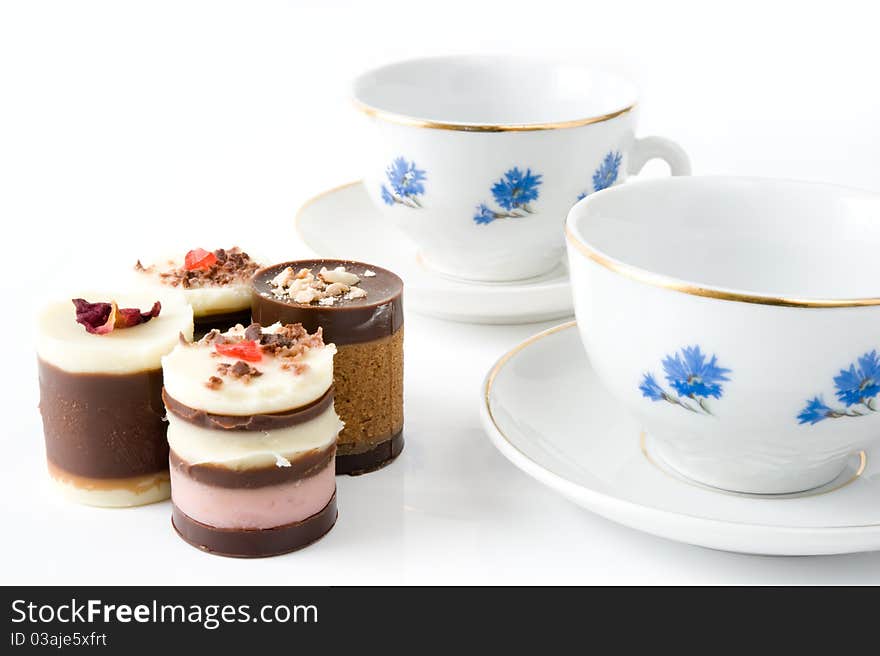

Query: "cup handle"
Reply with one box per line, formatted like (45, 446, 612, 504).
(628, 136, 691, 176)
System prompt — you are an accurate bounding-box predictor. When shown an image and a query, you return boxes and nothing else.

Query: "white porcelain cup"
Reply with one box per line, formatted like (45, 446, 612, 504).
(566, 176, 880, 494)
(353, 56, 690, 282)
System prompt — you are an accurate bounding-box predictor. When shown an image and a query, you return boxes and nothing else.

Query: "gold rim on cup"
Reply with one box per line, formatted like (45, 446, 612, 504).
(565, 225, 880, 309)
(353, 98, 636, 133)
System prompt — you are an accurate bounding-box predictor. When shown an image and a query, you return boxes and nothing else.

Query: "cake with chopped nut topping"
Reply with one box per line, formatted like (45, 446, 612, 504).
(251, 259, 404, 475)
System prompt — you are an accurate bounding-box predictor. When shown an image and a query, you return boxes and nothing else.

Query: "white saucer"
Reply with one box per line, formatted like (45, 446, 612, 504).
(481, 321, 880, 555)
(295, 182, 573, 324)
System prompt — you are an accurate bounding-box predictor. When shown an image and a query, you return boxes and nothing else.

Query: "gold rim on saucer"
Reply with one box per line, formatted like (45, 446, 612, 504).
(565, 225, 880, 308)
(483, 321, 878, 529)
(353, 99, 636, 133)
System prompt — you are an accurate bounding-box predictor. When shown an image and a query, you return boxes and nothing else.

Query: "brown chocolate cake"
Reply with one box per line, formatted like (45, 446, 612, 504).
(36, 291, 195, 507)
(251, 259, 404, 474)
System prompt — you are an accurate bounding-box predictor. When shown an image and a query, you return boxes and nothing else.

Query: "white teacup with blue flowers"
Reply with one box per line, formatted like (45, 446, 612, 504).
(353, 55, 690, 282)
(567, 176, 880, 494)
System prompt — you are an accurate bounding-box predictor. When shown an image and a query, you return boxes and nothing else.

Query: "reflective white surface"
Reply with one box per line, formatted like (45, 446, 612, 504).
(10, 308, 880, 584)
(6, 0, 880, 584)
(483, 322, 880, 555)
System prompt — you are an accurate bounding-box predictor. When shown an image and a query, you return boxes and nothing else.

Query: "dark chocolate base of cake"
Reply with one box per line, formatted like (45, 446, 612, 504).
(193, 308, 253, 338)
(336, 431, 404, 476)
(171, 493, 337, 558)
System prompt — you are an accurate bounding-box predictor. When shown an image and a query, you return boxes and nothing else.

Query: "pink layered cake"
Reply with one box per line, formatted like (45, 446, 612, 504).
(162, 322, 342, 557)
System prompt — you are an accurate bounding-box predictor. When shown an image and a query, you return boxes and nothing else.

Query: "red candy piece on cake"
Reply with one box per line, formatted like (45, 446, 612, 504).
(215, 340, 262, 362)
(184, 248, 218, 271)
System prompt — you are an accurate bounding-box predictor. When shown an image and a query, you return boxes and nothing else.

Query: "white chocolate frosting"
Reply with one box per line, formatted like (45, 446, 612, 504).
(133, 250, 262, 316)
(36, 289, 194, 374)
(166, 406, 341, 468)
(161, 323, 335, 415)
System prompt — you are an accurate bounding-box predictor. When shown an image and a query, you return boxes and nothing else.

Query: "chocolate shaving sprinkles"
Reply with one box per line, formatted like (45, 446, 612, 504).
(258, 324, 325, 357)
(244, 323, 262, 341)
(214, 360, 262, 385)
(201, 329, 221, 344)
(196, 322, 324, 388)
(151, 247, 260, 289)
(231, 361, 254, 377)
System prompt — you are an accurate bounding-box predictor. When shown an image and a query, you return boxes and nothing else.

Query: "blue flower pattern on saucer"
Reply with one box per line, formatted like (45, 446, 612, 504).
(578, 151, 622, 201)
(472, 167, 543, 225)
(797, 350, 880, 424)
(381, 157, 426, 208)
(640, 345, 731, 416)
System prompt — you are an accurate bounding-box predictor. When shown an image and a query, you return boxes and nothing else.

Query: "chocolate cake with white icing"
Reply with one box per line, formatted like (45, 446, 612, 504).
(37, 290, 194, 507)
(134, 247, 262, 334)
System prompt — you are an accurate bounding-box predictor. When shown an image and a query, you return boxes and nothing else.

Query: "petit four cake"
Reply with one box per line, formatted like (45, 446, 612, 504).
(36, 290, 194, 507)
(251, 260, 404, 475)
(134, 247, 261, 333)
(163, 322, 342, 557)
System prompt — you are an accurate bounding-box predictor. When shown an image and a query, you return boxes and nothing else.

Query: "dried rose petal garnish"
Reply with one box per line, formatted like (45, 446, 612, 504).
(72, 298, 161, 335)
(72, 299, 115, 335)
(215, 340, 262, 362)
(184, 248, 218, 271)
(116, 301, 161, 328)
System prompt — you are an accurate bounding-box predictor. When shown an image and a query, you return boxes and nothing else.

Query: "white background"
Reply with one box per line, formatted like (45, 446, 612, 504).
(2, 0, 880, 584)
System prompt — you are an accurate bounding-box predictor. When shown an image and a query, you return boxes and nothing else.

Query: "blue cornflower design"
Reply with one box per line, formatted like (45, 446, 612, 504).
(593, 151, 622, 191)
(491, 168, 542, 212)
(834, 350, 880, 407)
(640, 345, 730, 415)
(797, 349, 880, 425)
(381, 157, 426, 208)
(473, 166, 544, 225)
(473, 204, 496, 225)
(577, 151, 622, 201)
(663, 346, 731, 400)
(381, 185, 395, 206)
(797, 397, 833, 425)
(387, 157, 426, 196)
(639, 373, 665, 401)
